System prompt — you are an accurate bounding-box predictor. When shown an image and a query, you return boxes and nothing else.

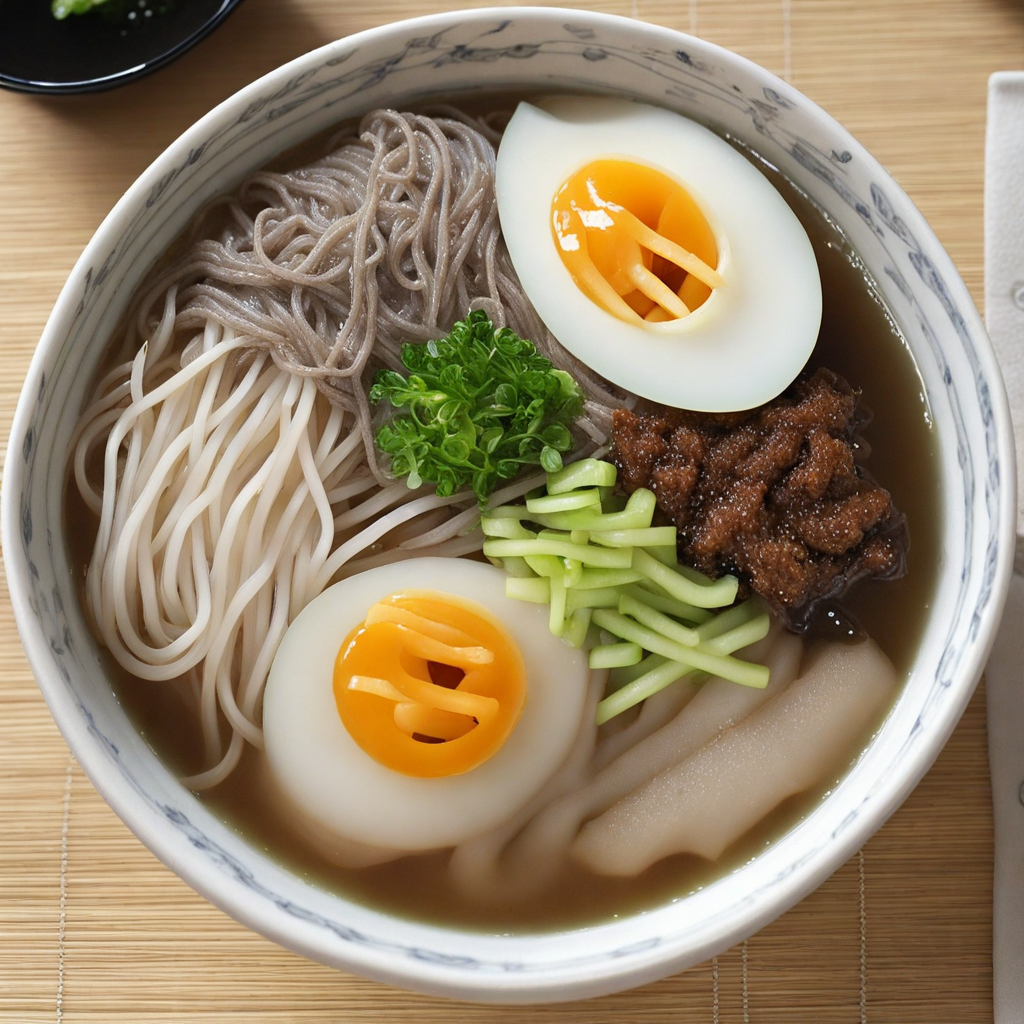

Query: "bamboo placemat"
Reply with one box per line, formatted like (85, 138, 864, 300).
(0, 0, 1016, 1018)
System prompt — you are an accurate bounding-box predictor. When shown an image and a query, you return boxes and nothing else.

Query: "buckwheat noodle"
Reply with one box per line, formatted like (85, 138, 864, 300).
(73, 108, 622, 789)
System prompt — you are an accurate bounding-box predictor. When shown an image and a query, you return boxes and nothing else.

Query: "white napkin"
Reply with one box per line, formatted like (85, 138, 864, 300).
(984, 70, 1024, 1024)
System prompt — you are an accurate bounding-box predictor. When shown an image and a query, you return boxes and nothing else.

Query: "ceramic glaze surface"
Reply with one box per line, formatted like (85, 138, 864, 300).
(1, 8, 1014, 1004)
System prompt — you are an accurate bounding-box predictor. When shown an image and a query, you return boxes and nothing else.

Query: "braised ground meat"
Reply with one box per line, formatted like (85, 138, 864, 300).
(612, 368, 907, 626)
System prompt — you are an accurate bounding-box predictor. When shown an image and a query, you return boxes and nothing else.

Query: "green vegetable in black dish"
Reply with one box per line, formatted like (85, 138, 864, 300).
(52, 0, 109, 17)
(51, 0, 181, 23)
(369, 311, 584, 505)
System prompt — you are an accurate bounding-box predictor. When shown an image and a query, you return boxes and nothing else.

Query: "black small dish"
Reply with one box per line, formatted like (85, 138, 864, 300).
(0, 0, 245, 94)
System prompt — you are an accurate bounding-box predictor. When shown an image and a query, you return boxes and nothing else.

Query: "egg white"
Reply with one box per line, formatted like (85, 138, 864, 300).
(496, 96, 822, 412)
(262, 558, 590, 852)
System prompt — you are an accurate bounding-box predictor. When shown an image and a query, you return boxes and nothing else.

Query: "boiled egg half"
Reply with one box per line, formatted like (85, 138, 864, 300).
(496, 96, 822, 412)
(262, 558, 590, 853)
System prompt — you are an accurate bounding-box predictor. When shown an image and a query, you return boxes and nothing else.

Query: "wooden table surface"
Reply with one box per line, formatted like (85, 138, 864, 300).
(0, 0, 1019, 1020)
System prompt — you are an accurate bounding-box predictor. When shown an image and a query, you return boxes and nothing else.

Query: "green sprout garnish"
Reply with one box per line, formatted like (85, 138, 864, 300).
(369, 311, 584, 505)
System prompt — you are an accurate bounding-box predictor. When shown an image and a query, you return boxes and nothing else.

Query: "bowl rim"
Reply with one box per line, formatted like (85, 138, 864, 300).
(1, 5, 1016, 1003)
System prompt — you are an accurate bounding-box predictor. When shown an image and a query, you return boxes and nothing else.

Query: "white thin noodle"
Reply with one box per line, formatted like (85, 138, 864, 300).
(73, 108, 621, 790)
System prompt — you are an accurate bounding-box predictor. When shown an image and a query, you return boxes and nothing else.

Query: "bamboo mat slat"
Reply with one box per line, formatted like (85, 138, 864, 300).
(0, 0, 1016, 1019)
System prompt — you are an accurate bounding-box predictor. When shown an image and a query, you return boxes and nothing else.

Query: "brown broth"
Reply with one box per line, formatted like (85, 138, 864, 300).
(65, 121, 941, 935)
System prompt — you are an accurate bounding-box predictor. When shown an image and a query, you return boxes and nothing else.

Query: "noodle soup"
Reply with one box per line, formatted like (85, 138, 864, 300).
(66, 97, 939, 934)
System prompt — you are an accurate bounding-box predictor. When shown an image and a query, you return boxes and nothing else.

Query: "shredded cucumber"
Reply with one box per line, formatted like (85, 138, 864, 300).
(590, 526, 678, 549)
(546, 458, 618, 494)
(493, 555, 535, 578)
(608, 652, 670, 689)
(481, 516, 533, 539)
(562, 608, 593, 649)
(505, 576, 549, 604)
(596, 658, 695, 725)
(483, 538, 633, 568)
(618, 591, 701, 647)
(565, 586, 623, 613)
(526, 488, 602, 514)
(549, 577, 568, 636)
(632, 548, 739, 609)
(574, 568, 645, 590)
(591, 609, 769, 689)
(589, 642, 644, 669)
(483, 460, 765, 723)
(627, 583, 713, 624)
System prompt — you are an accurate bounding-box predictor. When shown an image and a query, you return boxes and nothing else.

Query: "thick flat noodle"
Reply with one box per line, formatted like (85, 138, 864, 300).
(585, 629, 803, 817)
(591, 676, 697, 772)
(447, 669, 606, 903)
(572, 638, 896, 875)
(445, 628, 800, 902)
(491, 628, 801, 884)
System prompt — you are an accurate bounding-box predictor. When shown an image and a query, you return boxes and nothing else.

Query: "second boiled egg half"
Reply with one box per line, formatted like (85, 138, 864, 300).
(495, 96, 822, 412)
(262, 558, 590, 855)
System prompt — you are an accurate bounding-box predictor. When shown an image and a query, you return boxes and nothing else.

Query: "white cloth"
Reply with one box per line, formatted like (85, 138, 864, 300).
(984, 70, 1024, 1024)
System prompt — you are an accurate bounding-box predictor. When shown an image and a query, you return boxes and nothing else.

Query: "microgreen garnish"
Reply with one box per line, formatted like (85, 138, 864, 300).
(369, 311, 584, 505)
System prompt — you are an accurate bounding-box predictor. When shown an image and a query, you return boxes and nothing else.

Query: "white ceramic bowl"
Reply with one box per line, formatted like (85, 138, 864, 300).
(2, 7, 1015, 1004)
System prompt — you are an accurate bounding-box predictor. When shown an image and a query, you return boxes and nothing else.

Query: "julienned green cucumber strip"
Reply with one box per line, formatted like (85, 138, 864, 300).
(632, 548, 739, 609)
(565, 581, 722, 618)
(562, 560, 584, 589)
(702, 603, 772, 654)
(484, 488, 657, 532)
(630, 583, 714, 624)
(483, 538, 633, 568)
(590, 526, 678, 548)
(549, 578, 568, 636)
(698, 598, 768, 644)
(483, 461, 764, 723)
(589, 642, 644, 669)
(600, 606, 769, 717)
(646, 544, 680, 568)
(618, 591, 701, 647)
(525, 488, 602, 514)
(536, 529, 574, 542)
(545, 458, 618, 495)
(606, 607, 767, 693)
(565, 586, 621, 613)
(523, 553, 563, 579)
(573, 568, 645, 590)
(596, 658, 694, 725)
(523, 552, 582, 588)
(562, 608, 593, 649)
(501, 556, 535, 578)
(609, 652, 670, 689)
(596, 611, 769, 722)
(481, 516, 533, 539)
(591, 609, 769, 689)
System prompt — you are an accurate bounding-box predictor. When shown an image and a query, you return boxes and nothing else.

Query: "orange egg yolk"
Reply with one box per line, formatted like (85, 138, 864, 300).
(333, 591, 526, 778)
(551, 158, 723, 325)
